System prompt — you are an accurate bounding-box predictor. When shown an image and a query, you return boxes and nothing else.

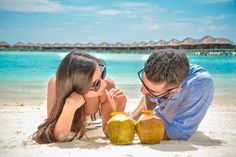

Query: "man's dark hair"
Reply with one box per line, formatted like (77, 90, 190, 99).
(144, 49, 189, 87)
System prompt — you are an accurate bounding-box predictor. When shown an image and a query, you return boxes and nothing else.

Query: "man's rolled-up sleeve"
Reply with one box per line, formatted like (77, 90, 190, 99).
(155, 75, 214, 140)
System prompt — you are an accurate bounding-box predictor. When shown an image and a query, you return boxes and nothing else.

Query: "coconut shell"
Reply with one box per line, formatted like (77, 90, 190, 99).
(135, 110, 165, 144)
(107, 112, 135, 145)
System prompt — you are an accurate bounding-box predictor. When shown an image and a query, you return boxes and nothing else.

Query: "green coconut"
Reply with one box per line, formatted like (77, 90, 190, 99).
(135, 110, 165, 144)
(107, 112, 135, 145)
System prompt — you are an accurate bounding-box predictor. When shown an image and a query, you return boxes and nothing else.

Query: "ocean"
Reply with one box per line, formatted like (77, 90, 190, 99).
(0, 51, 235, 106)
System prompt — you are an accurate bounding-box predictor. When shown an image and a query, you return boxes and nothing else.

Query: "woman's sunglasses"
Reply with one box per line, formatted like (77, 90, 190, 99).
(90, 64, 106, 92)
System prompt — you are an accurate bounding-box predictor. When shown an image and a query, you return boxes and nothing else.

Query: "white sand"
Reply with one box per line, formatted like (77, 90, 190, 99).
(0, 103, 236, 157)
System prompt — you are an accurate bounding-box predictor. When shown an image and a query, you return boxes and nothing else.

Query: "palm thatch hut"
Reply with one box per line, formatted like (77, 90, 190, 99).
(0, 41, 10, 49)
(52, 43, 63, 50)
(214, 38, 234, 49)
(73, 42, 85, 49)
(24, 42, 35, 50)
(61, 43, 73, 50)
(88, 42, 97, 49)
(41, 43, 53, 50)
(136, 41, 147, 50)
(179, 37, 196, 49)
(34, 43, 42, 50)
(13, 42, 25, 50)
(167, 39, 180, 49)
(98, 42, 110, 50)
(156, 40, 168, 49)
(146, 40, 157, 49)
(196, 36, 216, 49)
(112, 42, 126, 50)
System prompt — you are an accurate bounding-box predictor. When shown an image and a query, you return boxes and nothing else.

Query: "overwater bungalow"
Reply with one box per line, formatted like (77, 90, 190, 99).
(136, 41, 147, 50)
(98, 42, 110, 50)
(73, 42, 85, 50)
(168, 39, 181, 49)
(61, 43, 73, 50)
(2, 36, 235, 52)
(156, 40, 168, 49)
(0, 41, 10, 49)
(179, 37, 196, 49)
(129, 42, 139, 50)
(87, 42, 97, 50)
(112, 42, 126, 50)
(24, 42, 36, 50)
(213, 38, 234, 49)
(51, 43, 62, 50)
(196, 36, 216, 49)
(41, 43, 53, 50)
(13, 42, 25, 50)
(146, 40, 157, 49)
(34, 43, 42, 50)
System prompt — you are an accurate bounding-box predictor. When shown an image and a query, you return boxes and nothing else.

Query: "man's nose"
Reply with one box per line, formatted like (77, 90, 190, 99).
(140, 86, 148, 95)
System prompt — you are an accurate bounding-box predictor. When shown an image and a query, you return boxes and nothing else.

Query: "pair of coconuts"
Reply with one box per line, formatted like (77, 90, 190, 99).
(106, 110, 165, 145)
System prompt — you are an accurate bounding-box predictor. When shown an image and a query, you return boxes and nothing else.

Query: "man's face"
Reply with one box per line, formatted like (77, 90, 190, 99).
(139, 69, 180, 99)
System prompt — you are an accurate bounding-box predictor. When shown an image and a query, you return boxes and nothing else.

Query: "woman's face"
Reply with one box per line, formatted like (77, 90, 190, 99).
(84, 64, 107, 97)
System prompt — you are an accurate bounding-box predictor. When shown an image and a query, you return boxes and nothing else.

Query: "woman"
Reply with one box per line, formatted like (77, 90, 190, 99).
(33, 51, 126, 143)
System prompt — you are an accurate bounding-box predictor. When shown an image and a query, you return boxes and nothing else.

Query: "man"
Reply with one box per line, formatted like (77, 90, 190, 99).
(131, 49, 214, 140)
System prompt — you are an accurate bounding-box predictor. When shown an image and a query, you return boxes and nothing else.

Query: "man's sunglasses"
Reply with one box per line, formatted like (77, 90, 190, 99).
(90, 64, 106, 92)
(138, 68, 177, 98)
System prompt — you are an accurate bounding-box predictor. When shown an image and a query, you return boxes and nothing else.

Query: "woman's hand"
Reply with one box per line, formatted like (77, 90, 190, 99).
(107, 88, 126, 112)
(65, 92, 85, 110)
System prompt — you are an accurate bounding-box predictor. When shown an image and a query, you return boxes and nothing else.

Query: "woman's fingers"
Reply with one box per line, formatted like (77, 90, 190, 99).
(108, 88, 124, 97)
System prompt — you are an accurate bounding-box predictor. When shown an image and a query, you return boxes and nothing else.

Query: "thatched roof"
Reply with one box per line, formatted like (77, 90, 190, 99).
(156, 40, 168, 46)
(198, 35, 216, 44)
(146, 40, 156, 46)
(74, 42, 84, 47)
(98, 42, 109, 47)
(87, 42, 96, 47)
(42, 43, 52, 47)
(25, 42, 34, 47)
(130, 42, 139, 47)
(34, 43, 42, 47)
(179, 37, 196, 45)
(214, 38, 234, 45)
(13, 42, 25, 47)
(114, 42, 125, 47)
(61, 43, 72, 47)
(0, 41, 10, 46)
(52, 43, 62, 47)
(168, 39, 180, 46)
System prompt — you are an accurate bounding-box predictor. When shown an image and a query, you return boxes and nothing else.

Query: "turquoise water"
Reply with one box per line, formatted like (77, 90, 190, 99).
(0, 51, 236, 105)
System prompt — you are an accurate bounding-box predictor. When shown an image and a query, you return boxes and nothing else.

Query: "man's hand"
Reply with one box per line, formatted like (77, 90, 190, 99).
(145, 94, 157, 110)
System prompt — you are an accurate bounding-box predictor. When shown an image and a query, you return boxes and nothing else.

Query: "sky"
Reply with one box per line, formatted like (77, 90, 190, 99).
(0, 0, 236, 45)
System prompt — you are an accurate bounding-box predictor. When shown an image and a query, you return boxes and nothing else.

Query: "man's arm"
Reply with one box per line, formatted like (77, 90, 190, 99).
(131, 96, 145, 120)
(131, 95, 157, 120)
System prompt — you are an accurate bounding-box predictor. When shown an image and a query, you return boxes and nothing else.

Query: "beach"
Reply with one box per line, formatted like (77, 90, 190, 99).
(0, 101, 236, 157)
(0, 51, 236, 157)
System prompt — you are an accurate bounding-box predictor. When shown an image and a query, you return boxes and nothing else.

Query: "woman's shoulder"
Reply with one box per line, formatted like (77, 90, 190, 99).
(48, 76, 56, 88)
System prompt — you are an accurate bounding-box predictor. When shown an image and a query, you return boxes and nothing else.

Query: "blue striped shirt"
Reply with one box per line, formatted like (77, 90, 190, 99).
(151, 64, 214, 140)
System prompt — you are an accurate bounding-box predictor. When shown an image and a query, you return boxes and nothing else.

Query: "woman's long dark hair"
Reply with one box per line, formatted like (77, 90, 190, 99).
(33, 51, 100, 143)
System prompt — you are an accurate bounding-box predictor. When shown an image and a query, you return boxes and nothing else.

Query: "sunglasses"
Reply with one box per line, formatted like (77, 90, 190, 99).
(90, 64, 106, 92)
(138, 68, 177, 98)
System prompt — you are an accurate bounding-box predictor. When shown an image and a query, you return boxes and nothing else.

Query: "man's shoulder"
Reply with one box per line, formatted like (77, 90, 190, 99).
(182, 64, 213, 88)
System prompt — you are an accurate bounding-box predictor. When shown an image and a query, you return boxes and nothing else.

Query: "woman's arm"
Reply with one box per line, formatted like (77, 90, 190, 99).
(100, 89, 127, 135)
(53, 92, 85, 140)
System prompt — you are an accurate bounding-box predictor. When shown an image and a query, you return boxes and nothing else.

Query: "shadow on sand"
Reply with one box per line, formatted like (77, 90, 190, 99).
(146, 131, 224, 152)
(51, 127, 109, 149)
(48, 130, 224, 151)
